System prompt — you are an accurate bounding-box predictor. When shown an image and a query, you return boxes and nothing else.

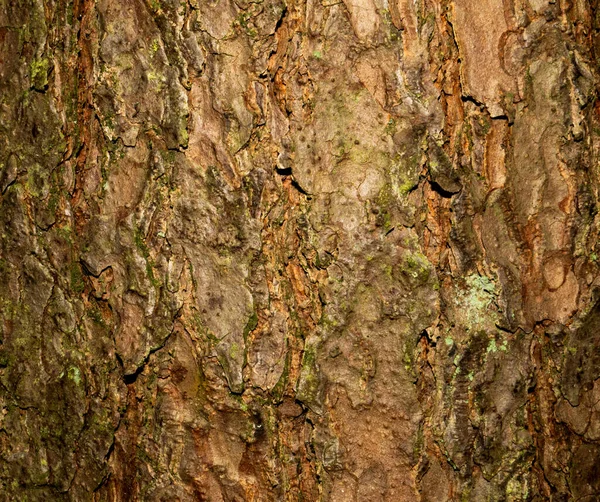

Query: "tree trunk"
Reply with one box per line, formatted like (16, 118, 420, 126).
(1, 0, 600, 500)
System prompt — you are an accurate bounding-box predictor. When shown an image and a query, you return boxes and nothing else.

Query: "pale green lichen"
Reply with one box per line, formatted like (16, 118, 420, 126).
(456, 274, 498, 330)
(229, 342, 240, 360)
(389, 153, 421, 197)
(506, 475, 530, 500)
(67, 366, 82, 385)
(384, 118, 396, 135)
(487, 336, 507, 355)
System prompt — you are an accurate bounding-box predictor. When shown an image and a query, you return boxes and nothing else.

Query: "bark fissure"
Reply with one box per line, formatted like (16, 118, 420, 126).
(2, 0, 600, 500)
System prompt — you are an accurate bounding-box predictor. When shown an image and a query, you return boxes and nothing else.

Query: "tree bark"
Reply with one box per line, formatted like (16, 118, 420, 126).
(1, 0, 600, 500)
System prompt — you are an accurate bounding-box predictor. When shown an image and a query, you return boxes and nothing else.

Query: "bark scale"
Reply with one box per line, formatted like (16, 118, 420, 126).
(1, 0, 600, 500)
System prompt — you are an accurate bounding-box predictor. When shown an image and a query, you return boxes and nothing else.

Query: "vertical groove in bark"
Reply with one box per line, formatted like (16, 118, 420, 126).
(1, 0, 600, 500)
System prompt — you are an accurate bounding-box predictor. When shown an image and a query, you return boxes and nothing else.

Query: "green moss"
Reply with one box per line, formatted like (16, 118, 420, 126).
(383, 264, 393, 278)
(0, 259, 9, 280)
(477, 114, 492, 136)
(411, 422, 425, 461)
(314, 250, 332, 269)
(30, 57, 49, 90)
(0, 349, 12, 368)
(57, 225, 74, 245)
(236, 12, 258, 37)
(401, 251, 432, 284)
(375, 185, 395, 232)
(318, 313, 340, 330)
(178, 116, 190, 149)
(192, 313, 218, 344)
(398, 177, 417, 195)
(25, 164, 47, 198)
(136, 446, 160, 471)
(70, 263, 85, 294)
(87, 306, 105, 326)
(47, 188, 60, 214)
(134, 226, 161, 287)
(402, 342, 415, 375)
(243, 310, 258, 338)
(145, 260, 160, 287)
(270, 350, 291, 402)
(103, 109, 115, 130)
(296, 344, 321, 409)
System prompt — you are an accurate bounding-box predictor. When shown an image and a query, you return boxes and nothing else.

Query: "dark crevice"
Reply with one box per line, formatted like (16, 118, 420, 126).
(460, 94, 487, 109)
(420, 329, 435, 346)
(123, 367, 143, 385)
(121, 307, 181, 384)
(275, 167, 312, 197)
(80, 259, 112, 279)
(291, 179, 311, 197)
(1, 178, 16, 194)
(429, 179, 458, 198)
(275, 167, 292, 176)
(122, 334, 174, 385)
(273, 6, 288, 35)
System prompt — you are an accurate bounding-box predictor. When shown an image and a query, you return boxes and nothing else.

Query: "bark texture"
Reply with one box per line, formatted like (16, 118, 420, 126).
(1, 0, 600, 500)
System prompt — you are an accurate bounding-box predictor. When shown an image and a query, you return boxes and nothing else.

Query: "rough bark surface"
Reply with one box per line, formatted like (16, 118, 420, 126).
(1, 0, 600, 500)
